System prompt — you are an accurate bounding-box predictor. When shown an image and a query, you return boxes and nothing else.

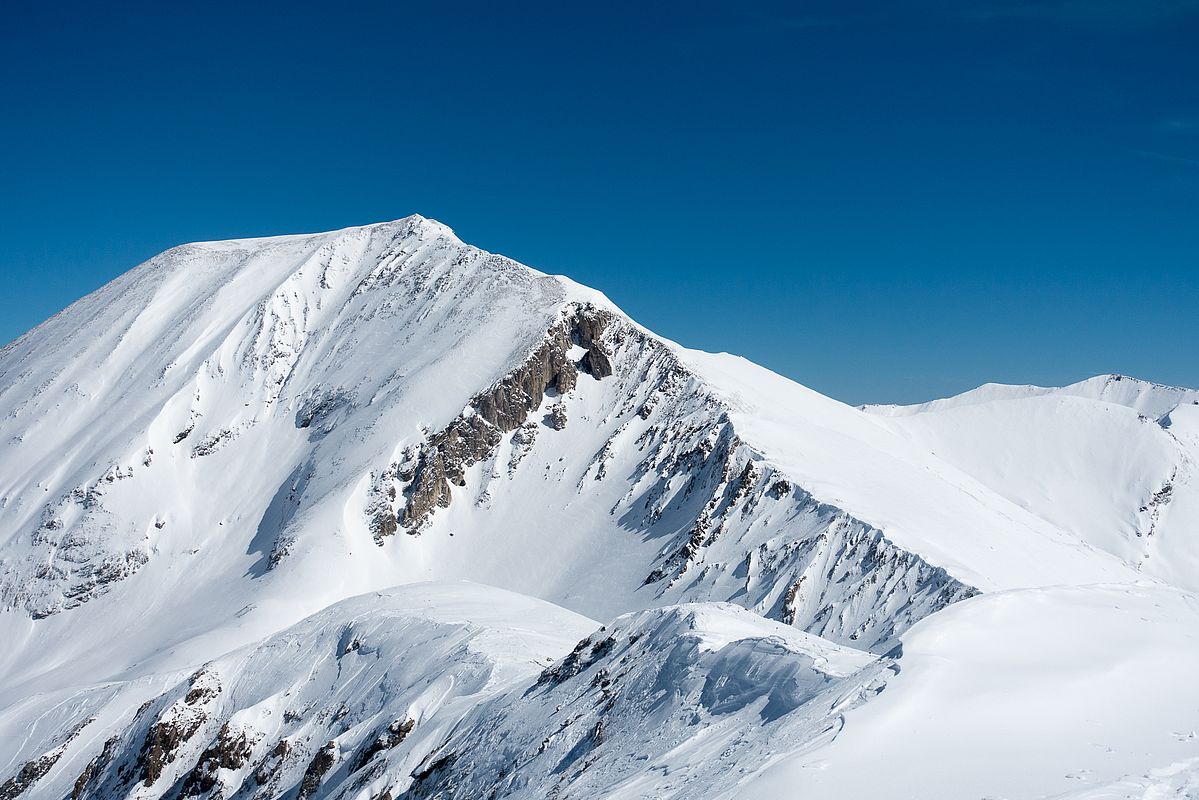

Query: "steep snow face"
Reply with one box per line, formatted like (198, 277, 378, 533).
(0, 215, 581, 619)
(392, 318, 977, 652)
(0, 217, 623, 708)
(400, 602, 887, 800)
(0, 582, 596, 800)
(0, 586, 887, 800)
(672, 353, 1142, 595)
(863, 385, 1199, 590)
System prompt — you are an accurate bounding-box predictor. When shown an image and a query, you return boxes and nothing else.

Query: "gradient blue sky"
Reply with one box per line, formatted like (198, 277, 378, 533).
(2, 1, 1196, 404)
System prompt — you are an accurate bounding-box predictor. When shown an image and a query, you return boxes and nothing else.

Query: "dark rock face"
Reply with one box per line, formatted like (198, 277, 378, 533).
(581, 346, 612, 379)
(369, 504, 399, 543)
(67, 670, 228, 799)
(190, 428, 236, 458)
(250, 739, 291, 792)
(0, 753, 61, 800)
(71, 736, 118, 800)
(402, 753, 456, 800)
(576, 312, 613, 379)
(534, 632, 618, 689)
(472, 333, 577, 431)
(298, 741, 337, 800)
(184, 674, 219, 706)
(179, 722, 254, 796)
(396, 305, 613, 532)
(134, 669, 221, 788)
(547, 403, 568, 430)
(0, 716, 94, 799)
(141, 717, 205, 787)
(58, 550, 150, 612)
(352, 718, 415, 772)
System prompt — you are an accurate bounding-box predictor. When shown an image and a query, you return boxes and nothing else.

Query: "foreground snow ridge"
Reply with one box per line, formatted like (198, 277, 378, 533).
(1, 215, 1196, 799)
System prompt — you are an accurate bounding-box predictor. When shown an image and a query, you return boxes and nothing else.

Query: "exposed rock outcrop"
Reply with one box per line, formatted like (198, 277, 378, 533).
(395, 305, 613, 532)
(298, 741, 337, 800)
(250, 739, 291, 794)
(352, 718, 415, 772)
(547, 402, 568, 430)
(134, 669, 221, 788)
(1, 750, 63, 799)
(179, 722, 255, 796)
(610, 397, 973, 652)
(71, 736, 118, 800)
(576, 312, 613, 378)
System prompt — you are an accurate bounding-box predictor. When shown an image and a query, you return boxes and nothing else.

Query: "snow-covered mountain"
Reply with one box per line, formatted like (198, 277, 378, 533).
(1, 216, 1196, 800)
(864, 377, 1199, 591)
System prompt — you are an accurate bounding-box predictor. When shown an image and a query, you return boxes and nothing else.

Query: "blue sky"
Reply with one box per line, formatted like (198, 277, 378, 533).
(1, 0, 1196, 404)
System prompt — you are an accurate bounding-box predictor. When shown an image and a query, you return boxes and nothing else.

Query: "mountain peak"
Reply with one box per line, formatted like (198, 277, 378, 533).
(167, 213, 458, 253)
(3, 218, 1198, 800)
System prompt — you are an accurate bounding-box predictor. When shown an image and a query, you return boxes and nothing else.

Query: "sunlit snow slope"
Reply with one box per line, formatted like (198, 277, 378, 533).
(865, 376, 1199, 590)
(1, 216, 1196, 800)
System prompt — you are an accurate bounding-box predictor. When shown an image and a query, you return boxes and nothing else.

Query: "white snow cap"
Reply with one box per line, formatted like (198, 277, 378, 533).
(1, 218, 1196, 800)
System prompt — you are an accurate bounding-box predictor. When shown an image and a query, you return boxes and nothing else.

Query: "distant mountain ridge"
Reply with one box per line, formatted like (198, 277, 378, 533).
(864, 373, 1199, 420)
(865, 373, 1199, 591)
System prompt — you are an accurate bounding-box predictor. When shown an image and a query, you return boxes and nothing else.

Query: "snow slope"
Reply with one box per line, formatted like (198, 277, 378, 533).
(401, 601, 886, 800)
(1, 582, 596, 800)
(864, 378, 1199, 590)
(742, 583, 1199, 800)
(674, 352, 1141, 593)
(1, 216, 1196, 800)
(866, 373, 1199, 421)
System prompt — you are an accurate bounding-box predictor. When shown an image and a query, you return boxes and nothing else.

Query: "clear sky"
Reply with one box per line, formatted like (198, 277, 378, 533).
(2, 1, 1196, 405)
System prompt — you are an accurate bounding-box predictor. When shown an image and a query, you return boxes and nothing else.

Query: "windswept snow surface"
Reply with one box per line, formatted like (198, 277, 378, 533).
(1, 216, 1196, 799)
(674, 351, 1142, 593)
(742, 583, 1199, 800)
(864, 378, 1199, 590)
(866, 373, 1199, 421)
